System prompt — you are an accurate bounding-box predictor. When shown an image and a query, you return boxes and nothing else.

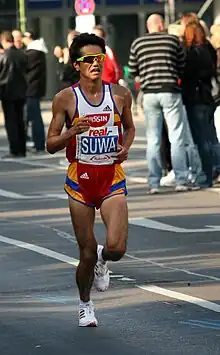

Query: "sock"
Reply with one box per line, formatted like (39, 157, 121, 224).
(97, 245, 106, 264)
(80, 300, 91, 307)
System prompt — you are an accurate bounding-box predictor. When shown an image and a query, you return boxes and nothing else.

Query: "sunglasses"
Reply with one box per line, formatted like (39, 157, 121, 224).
(76, 53, 106, 64)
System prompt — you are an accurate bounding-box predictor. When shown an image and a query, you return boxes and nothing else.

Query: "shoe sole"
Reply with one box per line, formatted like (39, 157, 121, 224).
(95, 286, 109, 292)
(79, 322, 98, 327)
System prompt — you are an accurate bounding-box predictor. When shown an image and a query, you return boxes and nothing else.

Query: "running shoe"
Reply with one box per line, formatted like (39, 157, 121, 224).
(78, 301, 98, 327)
(94, 245, 110, 292)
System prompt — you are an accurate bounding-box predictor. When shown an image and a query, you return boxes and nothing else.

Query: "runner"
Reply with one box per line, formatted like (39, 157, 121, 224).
(46, 33, 135, 327)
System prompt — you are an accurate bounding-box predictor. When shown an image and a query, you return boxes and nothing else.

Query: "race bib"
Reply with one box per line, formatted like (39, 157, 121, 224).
(76, 126, 119, 165)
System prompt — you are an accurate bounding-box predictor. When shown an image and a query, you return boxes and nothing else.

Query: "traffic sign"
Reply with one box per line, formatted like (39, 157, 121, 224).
(74, 0, 95, 16)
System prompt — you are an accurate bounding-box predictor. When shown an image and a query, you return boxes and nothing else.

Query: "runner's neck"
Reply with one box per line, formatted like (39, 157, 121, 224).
(79, 78, 103, 96)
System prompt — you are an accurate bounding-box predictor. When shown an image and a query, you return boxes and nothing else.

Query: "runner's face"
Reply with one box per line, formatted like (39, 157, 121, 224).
(74, 45, 105, 81)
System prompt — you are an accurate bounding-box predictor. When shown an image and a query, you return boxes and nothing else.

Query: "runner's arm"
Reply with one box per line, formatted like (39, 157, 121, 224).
(121, 88, 135, 151)
(46, 92, 76, 154)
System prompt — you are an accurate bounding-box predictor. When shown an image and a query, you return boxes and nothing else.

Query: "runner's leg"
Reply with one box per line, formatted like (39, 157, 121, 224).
(68, 197, 97, 302)
(100, 194, 128, 262)
(93, 194, 128, 292)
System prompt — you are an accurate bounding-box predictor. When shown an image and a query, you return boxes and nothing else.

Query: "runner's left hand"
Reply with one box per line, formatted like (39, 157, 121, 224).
(114, 144, 128, 162)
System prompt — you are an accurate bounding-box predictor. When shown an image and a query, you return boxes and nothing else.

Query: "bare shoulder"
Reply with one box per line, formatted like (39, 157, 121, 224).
(110, 84, 132, 111)
(111, 83, 131, 99)
(52, 87, 75, 109)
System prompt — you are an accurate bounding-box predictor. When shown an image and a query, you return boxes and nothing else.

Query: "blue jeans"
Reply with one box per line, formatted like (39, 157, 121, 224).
(26, 97, 45, 151)
(186, 104, 214, 187)
(182, 105, 202, 179)
(144, 93, 188, 188)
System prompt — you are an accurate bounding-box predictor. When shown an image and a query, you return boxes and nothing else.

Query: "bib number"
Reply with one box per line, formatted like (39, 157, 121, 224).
(76, 126, 119, 165)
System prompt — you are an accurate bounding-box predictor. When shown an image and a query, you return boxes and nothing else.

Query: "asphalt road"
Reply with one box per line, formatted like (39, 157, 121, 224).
(0, 107, 220, 355)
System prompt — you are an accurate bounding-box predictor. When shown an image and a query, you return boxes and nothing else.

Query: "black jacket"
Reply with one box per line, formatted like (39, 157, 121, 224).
(0, 45, 27, 100)
(57, 60, 80, 90)
(182, 43, 216, 106)
(26, 39, 47, 98)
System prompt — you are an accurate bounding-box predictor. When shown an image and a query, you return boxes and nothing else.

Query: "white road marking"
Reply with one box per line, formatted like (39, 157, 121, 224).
(137, 285, 220, 313)
(134, 136, 146, 142)
(0, 189, 28, 199)
(130, 143, 146, 149)
(0, 235, 78, 267)
(3, 218, 220, 284)
(0, 155, 146, 171)
(0, 189, 68, 200)
(125, 252, 220, 282)
(127, 177, 147, 183)
(1, 234, 220, 314)
(51, 227, 77, 244)
(2, 194, 218, 234)
(0, 158, 66, 170)
(120, 277, 136, 281)
(0, 168, 57, 177)
(0, 152, 64, 161)
(130, 218, 220, 233)
(0, 189, 57, 200)
(122, 160, 146, 168)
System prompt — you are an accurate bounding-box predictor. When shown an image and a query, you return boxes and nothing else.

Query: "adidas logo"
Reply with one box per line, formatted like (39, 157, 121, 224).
(80, 172, 89, 179)
(103, 105, 111, 112)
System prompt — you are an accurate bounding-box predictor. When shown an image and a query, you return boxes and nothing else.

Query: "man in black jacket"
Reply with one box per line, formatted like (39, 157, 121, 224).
(23, 30, 47, 153)
(0, 31, 27, 158)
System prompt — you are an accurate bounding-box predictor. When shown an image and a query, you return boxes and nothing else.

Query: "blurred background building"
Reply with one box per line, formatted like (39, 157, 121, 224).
(0, 0, 219, 99)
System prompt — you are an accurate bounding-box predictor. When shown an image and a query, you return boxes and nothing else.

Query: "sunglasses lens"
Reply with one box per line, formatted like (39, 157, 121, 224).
(83, 54, 105, 63)
(83, 56, 95, 63)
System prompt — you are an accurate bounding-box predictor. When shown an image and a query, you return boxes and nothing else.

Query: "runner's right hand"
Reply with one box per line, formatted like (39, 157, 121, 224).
(70, 117, 91, 135)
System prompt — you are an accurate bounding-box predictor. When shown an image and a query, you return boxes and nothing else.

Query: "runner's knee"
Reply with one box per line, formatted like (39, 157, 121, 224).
(106, 240, 127, 261)
(80, 243, 97, 265)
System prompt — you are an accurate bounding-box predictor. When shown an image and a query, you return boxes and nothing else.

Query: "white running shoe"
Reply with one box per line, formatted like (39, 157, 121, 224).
(94, 245, 110, 292)
(160, 170, 176, 187)
(78, 301, 98, 327)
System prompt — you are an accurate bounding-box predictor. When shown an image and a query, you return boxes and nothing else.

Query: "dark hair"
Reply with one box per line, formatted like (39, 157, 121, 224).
(24, 29, 39, 41)
(69, 32, 106, 63)
(1, 31, 14, 43)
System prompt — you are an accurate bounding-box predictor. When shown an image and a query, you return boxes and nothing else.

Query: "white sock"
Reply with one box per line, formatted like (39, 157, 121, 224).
(80, 300, 91, 307)
(97, 244, 106, 264)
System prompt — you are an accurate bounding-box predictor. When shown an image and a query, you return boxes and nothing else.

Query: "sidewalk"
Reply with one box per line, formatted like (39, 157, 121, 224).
(0, 101, 53, 127)
(0, 101, 144, 126)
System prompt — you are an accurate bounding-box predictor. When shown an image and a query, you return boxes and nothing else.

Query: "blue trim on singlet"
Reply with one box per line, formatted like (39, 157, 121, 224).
(78, 82, 105, 107)
(71, 85, 79, 122)
(65, 176, 80, 192)
(108, 83, 122, 118)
